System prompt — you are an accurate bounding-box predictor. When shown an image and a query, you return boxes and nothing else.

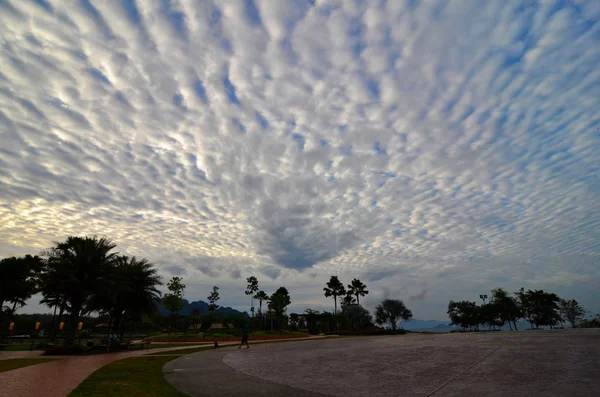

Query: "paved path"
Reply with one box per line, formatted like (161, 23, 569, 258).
(165, 348, 325, 397)
(0, 336, 323, 397)
(166, 329, 600, 397)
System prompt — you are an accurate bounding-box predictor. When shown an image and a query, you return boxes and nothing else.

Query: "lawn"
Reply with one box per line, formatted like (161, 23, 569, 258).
(69, 356, 188, 397)
(69, 335, 334, 396)
(146, 343, 208, 349)
(1, 344, 42, 351)
(148, 345, 213, 356)
(0, 358, 58, 373)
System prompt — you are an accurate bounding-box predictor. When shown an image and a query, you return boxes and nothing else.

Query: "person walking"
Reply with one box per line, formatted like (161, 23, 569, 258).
(238, 324, 250, 349)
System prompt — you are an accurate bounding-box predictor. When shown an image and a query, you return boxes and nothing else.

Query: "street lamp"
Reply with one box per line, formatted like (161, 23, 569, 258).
(479, 294, 488, 304)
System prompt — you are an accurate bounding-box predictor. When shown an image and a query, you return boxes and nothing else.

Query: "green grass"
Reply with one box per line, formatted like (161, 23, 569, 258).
(0, 358, 58, 373)
(69, 335, 335, 396)
(69, 356, 188, 397)
(148, 345, 213, 356)
(2, 344, 43, 351)
(146, 343, 208, 349)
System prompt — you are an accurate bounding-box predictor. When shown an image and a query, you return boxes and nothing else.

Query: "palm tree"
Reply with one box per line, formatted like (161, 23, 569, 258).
(324, 276, 346, 314)
(42, 236, 117, 347)
(86, 256, 162, 342)
(245, 276, 259, 329)
(254, 290, 269, 330)
(347, 279, 368, 305)
(375, 299, 412, 330)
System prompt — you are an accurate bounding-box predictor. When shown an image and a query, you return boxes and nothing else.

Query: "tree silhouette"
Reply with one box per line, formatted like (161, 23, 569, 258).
(516, 288, 562, 328)
(162, 276, 185, 332)
(207, 286, 220, 311)
(558, 299, 586, 328)
(0, 255, 44, 314)
(245, 276, 259, 327)
(86, 256, 162, 344)
(375, 299, 412, 330)
(324, 276, 346, 314)
(342, 304, 372, 332)
(447, 300, 480, 330)
(347, 279, 368, 305)
(42, 236, 117, 347)
(254, 290, 269, 329)
(490, 288, 522, 330)
(269, 287, 291, 330)
(341, 292, 356, 308)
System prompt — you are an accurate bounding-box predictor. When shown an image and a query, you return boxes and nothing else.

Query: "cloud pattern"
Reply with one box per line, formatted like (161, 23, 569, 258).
(1, 0, 599, 318)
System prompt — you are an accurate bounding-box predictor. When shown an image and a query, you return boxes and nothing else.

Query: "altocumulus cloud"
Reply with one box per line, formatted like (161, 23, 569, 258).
(0, 0, 599, 319)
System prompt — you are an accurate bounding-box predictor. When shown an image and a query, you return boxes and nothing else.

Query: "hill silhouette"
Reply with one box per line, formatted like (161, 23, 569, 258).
(155, 299, 248, 318)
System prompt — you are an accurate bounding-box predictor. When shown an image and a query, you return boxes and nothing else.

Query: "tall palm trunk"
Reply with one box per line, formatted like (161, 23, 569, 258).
(64, 302, 82, 347)
(49, 304, 58, 339)
(52, 302, 66, 341)
(259, 300, 263, 330)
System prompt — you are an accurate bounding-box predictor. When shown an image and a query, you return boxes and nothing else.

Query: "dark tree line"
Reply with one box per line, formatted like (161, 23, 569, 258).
(448, 287, 587, 331)
(1, 236, 163, 348)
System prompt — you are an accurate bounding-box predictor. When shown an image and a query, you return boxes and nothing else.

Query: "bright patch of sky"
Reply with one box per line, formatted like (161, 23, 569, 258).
(0, 0, 599, 320)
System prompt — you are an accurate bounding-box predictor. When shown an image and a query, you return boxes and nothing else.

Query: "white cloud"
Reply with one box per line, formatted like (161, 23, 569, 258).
(1, 0, 599, 320)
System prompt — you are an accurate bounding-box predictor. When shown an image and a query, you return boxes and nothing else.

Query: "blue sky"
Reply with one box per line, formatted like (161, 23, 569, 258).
(0, 0, 599, 320)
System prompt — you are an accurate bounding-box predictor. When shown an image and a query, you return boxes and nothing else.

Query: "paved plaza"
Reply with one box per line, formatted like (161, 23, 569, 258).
(165, 329, 600, 397)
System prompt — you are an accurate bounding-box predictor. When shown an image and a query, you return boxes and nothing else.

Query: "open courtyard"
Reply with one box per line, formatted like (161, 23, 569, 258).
(165, 329, 600, 397)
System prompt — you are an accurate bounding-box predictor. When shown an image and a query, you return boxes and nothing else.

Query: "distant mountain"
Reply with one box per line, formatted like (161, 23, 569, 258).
(402, 319, 455, 331)
(403, 319, 544, 333)
(155, 299, 248, 318)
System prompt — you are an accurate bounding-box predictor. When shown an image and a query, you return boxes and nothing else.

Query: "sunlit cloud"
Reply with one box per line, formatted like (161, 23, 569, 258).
(1, 0, 598, 319)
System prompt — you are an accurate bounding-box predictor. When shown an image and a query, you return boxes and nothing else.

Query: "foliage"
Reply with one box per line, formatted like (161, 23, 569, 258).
(448, 287, 568, 331)
(86, 256, 162, 338)
(342, 304, 372, 332)
(558, 299, 586, 328)
(245, 276, 259, 298)
(515, 288, 562, 328)
(578, 311, 600, 328)
(323, 276, 346, 314)
(41, 236, 117, 346)
(347, 278, 368, 305)
(490, 288, 522, 330)
(375, 299, 412, 330)
(254, 290, 269, 315)
(269, 287, 291, 316)
(0, 255, 44, 315)
(341, 293, 356, 308)
(207, 286, 220, 311)
(268, 287, 291, 330)
(253, 290, 269, 330)
(162, 277, 185, 316)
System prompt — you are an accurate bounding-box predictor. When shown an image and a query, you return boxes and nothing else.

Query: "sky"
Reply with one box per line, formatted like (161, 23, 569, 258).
(0, 0, 599, 321)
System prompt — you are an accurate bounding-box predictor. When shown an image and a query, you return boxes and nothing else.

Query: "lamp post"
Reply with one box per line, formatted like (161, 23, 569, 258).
(479, 294, 488, 304)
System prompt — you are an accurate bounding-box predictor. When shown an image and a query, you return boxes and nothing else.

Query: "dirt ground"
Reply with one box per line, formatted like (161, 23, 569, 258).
(166, 329, 600, 396)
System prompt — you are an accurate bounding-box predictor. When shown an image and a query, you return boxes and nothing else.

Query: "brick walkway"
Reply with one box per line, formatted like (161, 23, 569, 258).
(0, 337, 323, 397)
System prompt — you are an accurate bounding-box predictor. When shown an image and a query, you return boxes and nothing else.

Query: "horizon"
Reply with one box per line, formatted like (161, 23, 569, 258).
(1, 0, 599, 322)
